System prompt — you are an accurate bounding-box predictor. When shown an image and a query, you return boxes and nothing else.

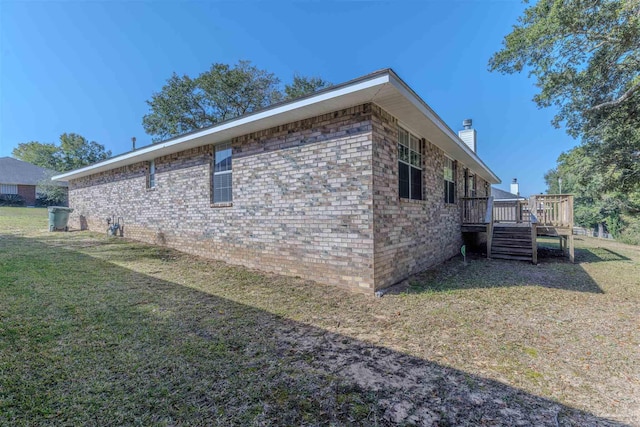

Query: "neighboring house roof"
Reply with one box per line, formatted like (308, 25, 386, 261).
(0, 157, 66, 186)
(52, 69, 501, 184)
(491, 186, 525, 200)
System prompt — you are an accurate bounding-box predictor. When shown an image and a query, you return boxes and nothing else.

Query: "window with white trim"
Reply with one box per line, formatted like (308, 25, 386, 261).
(444, 157, 456, 204)
(147, 159, 156, 189)
(0, 184, 18, 194)
(398, 126, 423, 200)
(212, 143, 232, 203)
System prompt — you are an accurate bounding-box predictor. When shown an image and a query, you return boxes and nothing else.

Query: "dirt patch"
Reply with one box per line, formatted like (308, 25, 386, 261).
(275, 324, 624, 426)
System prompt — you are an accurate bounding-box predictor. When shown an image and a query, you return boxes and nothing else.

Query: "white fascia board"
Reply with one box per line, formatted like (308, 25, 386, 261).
(387, 74, 501, 184)
(52, 73, 391, 182)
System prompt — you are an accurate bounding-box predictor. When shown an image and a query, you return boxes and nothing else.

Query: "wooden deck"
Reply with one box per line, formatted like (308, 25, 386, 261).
(461, 195, 575, 263)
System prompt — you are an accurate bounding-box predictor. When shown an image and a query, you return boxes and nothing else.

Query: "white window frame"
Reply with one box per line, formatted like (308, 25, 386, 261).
(0, 184, 18, 194)
(444, 157, 456, 204)
(398, 126, 423, 200)
(147, 159, 156, 189)
(212, 142, 232, 204)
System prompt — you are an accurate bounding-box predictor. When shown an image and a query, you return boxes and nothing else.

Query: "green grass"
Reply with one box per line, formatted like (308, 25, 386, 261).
(1, 207, 638, 426)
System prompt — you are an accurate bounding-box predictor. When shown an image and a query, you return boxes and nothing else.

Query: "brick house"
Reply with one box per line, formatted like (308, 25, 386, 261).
(0, 157, 67, 206)
(53, 69, 500, 294)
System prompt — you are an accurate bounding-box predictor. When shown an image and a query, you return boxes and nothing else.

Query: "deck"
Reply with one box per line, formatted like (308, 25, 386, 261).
(461, 195, 575, 263)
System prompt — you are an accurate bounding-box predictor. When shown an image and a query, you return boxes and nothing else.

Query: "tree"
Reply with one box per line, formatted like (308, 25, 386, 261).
(140, 74, 203, 142)
(492, 0, 640, 244)
(489, 0, 640, 138)
(36, 170, 68, 206)
(11, 142, 60, 171)
(58, 133, 111, 171)
(284, 74, 332, 100)
(143, 61, 282, 141)
(142, 61, 332, 141)
(545, 145, 640, 241)
(12, 133, 111, 173)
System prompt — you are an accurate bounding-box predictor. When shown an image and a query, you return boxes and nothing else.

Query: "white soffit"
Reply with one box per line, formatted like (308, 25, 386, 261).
(52, 70, 499, 184)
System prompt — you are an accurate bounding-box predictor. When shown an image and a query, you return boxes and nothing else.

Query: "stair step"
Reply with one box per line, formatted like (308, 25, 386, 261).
(493, 231, 532, 236)
(491, 253, 533, 262)
(491, 242, 533, 251)
(492, 238, 532, 243)
(492, 247, 533, 255)
(489, 225, 536, 263)
(494, 227, 531, 231)
(491, 242, 533, 250)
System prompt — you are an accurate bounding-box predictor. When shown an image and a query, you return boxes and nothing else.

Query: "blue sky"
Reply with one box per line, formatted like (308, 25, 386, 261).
(0, 1, 578, 196)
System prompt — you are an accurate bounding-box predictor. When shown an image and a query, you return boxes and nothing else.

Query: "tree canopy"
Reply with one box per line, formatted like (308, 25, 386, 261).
(491, 0, 640, 243)
(12, 142, 60, 171)
(142, 61, 332, 141)
(12, 133, 111, 173)
(489, 0, 639, 138)
(284, 74, 331, 100)
(544, 145, 640, 242)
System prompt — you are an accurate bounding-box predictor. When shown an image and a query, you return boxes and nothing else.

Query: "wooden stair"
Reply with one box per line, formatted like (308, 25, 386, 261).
(491, 226, 535, 262)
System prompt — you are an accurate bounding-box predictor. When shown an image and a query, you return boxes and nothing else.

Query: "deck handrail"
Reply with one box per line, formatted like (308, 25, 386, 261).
(493, 199, 530, 223)
(461, 196, 490, 224)
(529, 194, 574, 228)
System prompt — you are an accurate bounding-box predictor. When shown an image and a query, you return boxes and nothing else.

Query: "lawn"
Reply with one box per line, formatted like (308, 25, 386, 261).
(1, 207, 638, 426)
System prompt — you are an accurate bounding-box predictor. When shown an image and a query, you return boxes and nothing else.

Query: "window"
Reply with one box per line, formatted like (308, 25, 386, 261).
(444, 157, 456, 204)
(147, 160, 156, 189)
(0, 184, 18, 194)
(398, 126, 423, 200)
(212, 142, 232, 203)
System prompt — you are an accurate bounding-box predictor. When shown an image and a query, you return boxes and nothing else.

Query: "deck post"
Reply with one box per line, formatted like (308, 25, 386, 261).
(531, 222, 538, 264)
(485, 196, 494, 259)
(569, 233, 575, 263)
(487, 222, 493, 259)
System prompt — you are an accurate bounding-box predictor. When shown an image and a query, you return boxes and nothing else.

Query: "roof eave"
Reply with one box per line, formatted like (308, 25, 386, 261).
(52, 70, 392, 182)
(52, 69, 500, 185)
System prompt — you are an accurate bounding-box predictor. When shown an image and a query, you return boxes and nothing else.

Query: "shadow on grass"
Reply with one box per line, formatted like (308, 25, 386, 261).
(0, 233, 627, 426)
(575, 247, 631, 263)
(404, 249, 605, 294)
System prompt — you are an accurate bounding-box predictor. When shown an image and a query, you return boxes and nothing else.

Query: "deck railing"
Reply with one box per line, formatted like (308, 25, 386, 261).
(493, 199, 530, 223)
(461, 197, 491, 224)
(462, 195, 573, 228)
(529, 194, 574, 227)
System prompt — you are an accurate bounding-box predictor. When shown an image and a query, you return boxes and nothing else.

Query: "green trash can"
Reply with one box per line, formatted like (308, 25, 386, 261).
(48, 206, 74, 232)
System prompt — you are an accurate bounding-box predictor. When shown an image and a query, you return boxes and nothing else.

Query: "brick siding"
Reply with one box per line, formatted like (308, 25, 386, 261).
(371, 106, 469, 289)
(69, 104, 376, 292)
(68, 103, 492, 294)
(17, 185, 36, 206)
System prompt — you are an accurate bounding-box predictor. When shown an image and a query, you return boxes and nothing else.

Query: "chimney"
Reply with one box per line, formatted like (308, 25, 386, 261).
(132, 137, 136, 151)
(511, 178, 520, 196)
(458, 119, 477, 153)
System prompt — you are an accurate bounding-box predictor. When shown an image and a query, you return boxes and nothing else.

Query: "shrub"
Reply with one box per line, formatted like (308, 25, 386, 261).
(618, 220, 640, 246)
(36, 194, 67, 207)
(0, 194, 26, 207)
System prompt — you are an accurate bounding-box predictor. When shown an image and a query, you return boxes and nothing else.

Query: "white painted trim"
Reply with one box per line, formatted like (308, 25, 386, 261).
(52, 74, 390, 182)
(387, 74, 500, 183)
(51, 69, 499, 185)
